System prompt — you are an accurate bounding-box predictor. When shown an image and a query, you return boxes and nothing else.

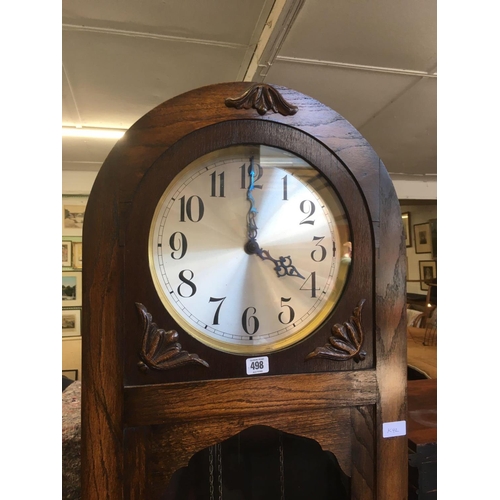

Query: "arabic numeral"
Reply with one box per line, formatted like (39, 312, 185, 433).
(278, 297, 295, 325)
(210, 171, 225, 197)
(169, 231, 188, 260)
(299, 200, 315, 225)
(300, 272, 320, 298)
(242, 307, 259, 336)
(179, 195, 204, 222)
(240, 163, 264, 189)
(311, 236, 327, 262)
(209, 296, 226, 325)
(250, 360, 264, 370)
(177, 269, 197, 298)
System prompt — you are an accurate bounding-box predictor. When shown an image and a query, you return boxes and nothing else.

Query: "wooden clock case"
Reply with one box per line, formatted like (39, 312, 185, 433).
(81, 82, 407, 499)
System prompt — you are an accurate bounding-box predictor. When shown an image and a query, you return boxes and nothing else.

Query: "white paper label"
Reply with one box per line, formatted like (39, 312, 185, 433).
(383, 420, 407, 438)
(246, 356, 269, 375)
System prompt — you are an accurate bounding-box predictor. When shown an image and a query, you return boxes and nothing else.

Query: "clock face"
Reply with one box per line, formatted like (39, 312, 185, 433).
(149, 145, 351, 355)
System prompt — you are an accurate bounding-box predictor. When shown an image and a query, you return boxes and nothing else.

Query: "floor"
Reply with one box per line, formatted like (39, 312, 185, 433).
(407, 326, 437, 379)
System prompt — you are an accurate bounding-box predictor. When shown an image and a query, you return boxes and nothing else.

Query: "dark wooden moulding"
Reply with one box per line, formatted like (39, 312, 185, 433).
(81, 82, 407, 499)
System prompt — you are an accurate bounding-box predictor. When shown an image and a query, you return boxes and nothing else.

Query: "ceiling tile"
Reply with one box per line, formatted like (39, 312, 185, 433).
(62, 29, 247, 128)
(266, 60, 421, 128)
(63, 0, 272, 46)
(359, 78, 437, 174)
(279, 0, 437, 72)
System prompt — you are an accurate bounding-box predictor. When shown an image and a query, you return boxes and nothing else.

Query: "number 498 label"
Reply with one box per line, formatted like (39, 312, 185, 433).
(246, 356, 269, 375)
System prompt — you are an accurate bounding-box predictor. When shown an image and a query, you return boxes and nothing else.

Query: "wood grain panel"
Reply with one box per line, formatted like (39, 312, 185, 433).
(124, 370, 377, 426)
(374, 165, 408, 498)
(81, 168, 124, 500)
(123, 427, 149, 500)
(350, 405, 375, 500)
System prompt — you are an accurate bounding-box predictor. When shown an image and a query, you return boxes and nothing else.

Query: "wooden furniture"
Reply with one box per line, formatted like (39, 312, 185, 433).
(422, 280, 437, 329)
(82, 82, 407, 499)
(407, 379, 437, 499)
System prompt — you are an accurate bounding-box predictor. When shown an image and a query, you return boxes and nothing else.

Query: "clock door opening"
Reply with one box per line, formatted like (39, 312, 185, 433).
(160, 426, 350, 500)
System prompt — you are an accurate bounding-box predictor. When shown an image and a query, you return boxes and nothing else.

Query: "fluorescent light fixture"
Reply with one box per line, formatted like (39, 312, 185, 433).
(62, 127, 125, 139)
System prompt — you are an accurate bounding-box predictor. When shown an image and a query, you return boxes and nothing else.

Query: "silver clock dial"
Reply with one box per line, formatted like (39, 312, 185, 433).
(149, 145, 351, 354)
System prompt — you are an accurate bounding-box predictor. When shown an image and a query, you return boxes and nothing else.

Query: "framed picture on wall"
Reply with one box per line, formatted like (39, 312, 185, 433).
(429, 218, 437, 258)
(62, 240, 72, 267)
(62, 369, 78, 381)
(414, 222, 432, 254)
(73, 242, 83, 269)
(419, 260, 437, 291)
(62, 196, 87, 236)
(62, 271, 82, 307)
(62, 308, 81, 337)
(402, 212, 412, 247)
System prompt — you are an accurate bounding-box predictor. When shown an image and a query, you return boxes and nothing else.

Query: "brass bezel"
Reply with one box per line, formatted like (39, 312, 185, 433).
(148, 145, 351, 355)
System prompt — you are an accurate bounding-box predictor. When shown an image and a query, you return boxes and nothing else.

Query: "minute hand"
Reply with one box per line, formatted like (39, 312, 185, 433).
(244, 157, 304, 279)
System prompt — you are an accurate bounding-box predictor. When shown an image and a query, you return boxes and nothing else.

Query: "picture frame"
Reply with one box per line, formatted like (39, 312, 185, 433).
(414, 222, 432, 254)
(429, 218, 437, 258)
(62, 196, 87, 236)
(419, 260, 437, 291)
(62, 369, 79, 381)
(62, 271, 82, 307)
(62, 240, 73, 267)
(402, 212, 412, 247)
(62, 308, 81, 337)
(72, 241, 83, 269)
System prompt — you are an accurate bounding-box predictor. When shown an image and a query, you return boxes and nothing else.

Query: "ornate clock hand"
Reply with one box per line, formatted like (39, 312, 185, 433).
(246, 156, 259, 240)
(244, 157, 305, 279)
(254, 248, 306, 279)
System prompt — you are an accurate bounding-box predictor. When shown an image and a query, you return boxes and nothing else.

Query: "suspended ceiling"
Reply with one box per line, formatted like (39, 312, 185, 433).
(62, 0, 436, 180)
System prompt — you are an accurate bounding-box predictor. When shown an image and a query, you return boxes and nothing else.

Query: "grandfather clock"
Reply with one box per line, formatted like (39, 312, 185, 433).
(81, 82, 407, 499)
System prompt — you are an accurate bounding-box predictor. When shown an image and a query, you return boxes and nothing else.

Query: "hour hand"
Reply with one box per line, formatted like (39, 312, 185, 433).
(244, 239, 305, 279)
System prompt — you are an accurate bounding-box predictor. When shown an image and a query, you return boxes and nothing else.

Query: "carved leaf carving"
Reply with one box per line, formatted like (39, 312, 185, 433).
(136, 303, 209, 372)
(306, 300, 367, 363)
(225, 84, 298, 116)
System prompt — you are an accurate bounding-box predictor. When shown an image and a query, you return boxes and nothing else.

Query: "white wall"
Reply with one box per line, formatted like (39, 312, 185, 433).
(62, 170, 97, 195)
(391, 175, 437, 200)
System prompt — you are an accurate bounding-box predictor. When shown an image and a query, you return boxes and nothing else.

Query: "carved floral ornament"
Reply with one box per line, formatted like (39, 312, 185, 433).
(306, 300, 367, 363)
(225, 84, 298, 116)
(136, 303, 209, 372)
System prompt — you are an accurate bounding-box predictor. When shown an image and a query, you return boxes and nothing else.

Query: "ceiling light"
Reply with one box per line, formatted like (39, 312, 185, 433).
(62, 127, 125, 139)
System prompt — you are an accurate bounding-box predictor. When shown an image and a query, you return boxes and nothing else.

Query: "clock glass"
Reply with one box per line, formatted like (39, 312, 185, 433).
(149, 145, 351, 355)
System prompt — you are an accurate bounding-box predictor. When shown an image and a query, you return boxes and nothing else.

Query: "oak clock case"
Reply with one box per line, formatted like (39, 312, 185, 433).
(124, 120, 373, 385)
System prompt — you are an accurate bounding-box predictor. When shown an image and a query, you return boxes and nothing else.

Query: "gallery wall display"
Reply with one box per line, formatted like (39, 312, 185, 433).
(62, 196, 86, 345)
(419, 260, 437, 291)
(414, 222, 432, 254)
(402, 212, 412, 247)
